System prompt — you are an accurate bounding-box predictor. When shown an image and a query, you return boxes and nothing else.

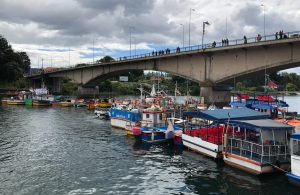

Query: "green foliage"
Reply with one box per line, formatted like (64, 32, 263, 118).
(96, 56, 115, 63)
(0, 35, 31, 85)
(286, 83, 298, 91)
(235, 82, 244, 91)
(62, 79, 78, 95)
(98, 80, 112, 92)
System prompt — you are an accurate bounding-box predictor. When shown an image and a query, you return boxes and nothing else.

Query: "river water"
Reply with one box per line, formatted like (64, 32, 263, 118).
(0, 96, 300, 195)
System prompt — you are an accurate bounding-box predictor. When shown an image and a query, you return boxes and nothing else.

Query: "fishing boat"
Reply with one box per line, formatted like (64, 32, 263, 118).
(94, 108, 110, 119)
(230, 93, 289, 119)
(182, 108, 269, 159)
(286, 133, 300, 186)
(131, 105, 183, 143)
(25, 98, 33, 106)
(32, 99, 51, 107)
(97, 99, 112, 108)
(7, 99, 25, 105)
(110, 105, 142, 129)
(1, 98, 10, 104)
(223, 119, 293, 175)
(60, 100, 73, 107)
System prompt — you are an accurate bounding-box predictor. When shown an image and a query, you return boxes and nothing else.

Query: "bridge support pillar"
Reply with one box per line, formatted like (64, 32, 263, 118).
(200, 86, 231, 107)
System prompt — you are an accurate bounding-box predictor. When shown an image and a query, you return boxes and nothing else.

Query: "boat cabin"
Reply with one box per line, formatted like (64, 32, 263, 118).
(223, 119, 294, 175)
(287, 133, 300, 186)
(182, 108, 269, 158)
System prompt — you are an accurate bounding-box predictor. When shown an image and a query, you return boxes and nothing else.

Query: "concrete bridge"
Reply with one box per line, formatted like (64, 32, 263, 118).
(28, 31, 300, 104)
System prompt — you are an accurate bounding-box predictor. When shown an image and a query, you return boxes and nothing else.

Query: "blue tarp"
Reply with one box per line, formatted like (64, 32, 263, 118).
(230, 119, 294, 131)
(291, 134, 300, 140)
(110, 109, 142, 122)
(183, 108, 269, 122)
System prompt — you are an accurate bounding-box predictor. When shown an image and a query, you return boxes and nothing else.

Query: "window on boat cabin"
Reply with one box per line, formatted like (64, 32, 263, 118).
(292, 139, 300, 156)
(261, 129, 288, 145)
(146, 114, 150, 118)
(159, 114, 162, 120)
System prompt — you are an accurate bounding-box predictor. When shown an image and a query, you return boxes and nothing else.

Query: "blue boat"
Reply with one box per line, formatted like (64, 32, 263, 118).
(110, 108, 142, 129)
(287, 133, 300, 186)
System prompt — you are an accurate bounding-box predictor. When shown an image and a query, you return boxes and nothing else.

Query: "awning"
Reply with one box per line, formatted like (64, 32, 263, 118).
(230, 119, 294, 131)
(291, 134, 300, 140)
(183, 108, 269, 122)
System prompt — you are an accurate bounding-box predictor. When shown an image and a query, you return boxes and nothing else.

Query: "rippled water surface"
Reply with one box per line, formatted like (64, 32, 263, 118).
(0, 102, 300, 195)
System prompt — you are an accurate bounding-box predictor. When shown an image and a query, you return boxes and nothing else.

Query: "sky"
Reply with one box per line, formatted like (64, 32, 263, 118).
(0, 0, 300, 74)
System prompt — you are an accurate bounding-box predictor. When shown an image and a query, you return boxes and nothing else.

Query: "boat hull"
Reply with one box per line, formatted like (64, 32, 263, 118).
(287, 173, 300, 186)
(111, 118, 139, 129)
(7, 100, 25, 105)
(33, 100, 51, 107)
(182, 134, 222, 158)
(223, 152, 290, 175)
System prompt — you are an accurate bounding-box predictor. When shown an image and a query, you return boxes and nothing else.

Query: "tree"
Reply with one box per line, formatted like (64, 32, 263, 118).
(286, 83, 298, 91)
(97, 56, 115, 63)
(0, 35, 31, 85)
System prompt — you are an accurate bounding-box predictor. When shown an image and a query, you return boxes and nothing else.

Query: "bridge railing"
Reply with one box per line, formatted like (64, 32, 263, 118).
(117, 30, 300, 61)
(27, 30, 300, 76)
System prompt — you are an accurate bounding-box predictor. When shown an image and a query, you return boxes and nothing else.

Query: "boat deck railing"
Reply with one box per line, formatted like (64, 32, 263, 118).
(228, 138, 290, 163)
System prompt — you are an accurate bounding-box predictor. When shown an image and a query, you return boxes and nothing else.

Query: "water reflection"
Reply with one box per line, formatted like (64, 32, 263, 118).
(0, 105, 300, 194)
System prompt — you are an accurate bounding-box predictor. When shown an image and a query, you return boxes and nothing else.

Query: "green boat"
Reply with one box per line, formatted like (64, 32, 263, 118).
(25, 98, 33, 106)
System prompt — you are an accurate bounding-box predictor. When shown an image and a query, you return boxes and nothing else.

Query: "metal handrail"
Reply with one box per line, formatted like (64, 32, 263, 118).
(26, 30, 300, 76)
(228, 138, 290, 163)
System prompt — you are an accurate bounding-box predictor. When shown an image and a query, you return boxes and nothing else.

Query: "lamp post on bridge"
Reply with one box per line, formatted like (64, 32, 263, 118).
(261, 4, 266, 40)
(129, 26, 135, 58)
(202, 21, 210, 50)
(202, 21, 210, 81)
(188, 8, 195, 49)
(180, 24, 185, 48)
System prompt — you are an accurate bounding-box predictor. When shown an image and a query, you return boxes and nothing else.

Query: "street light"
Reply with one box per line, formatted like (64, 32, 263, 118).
(92, 38, 96, 64)
(129, 26, 135, 58)
(180, 24, 185, 48)
(188, 8, 195, 49)
(202, 21, 210, 50)
(261, 4, 266, 40)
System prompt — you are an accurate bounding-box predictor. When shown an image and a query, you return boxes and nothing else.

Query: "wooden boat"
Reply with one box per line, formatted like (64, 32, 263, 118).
(97, 102, 112, 108)
(7, 99, 25, 105)
(25, 99, 33, 106)
(223, 119, 293, 175)
(286, 133, 300, 186)
(33, 100, 51, 107)
(110, 107, 141, 129)
(60, 101, 73, 107)
(94, 108, 110, 119)
(182, 108, 269, 159)
(1, 98, 9, 104)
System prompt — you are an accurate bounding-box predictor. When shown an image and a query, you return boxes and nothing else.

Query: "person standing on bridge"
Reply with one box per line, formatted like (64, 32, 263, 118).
(275, 32, 278, 40)
(243, 35, 247, 44)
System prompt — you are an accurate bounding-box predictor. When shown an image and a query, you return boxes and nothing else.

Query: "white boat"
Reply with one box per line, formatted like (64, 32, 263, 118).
(286, 133, 300, 186)
(223, 119, 293, 175)
(182, 108, 270, 159)
(94, 109, 110, 119)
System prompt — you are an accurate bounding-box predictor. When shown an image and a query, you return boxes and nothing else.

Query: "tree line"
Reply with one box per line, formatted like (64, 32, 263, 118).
(0, 35, 31, 87)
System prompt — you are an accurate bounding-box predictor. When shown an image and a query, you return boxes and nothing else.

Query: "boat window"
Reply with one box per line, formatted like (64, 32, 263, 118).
(292, 139, 300, 156)
(146, 114, 150, 118)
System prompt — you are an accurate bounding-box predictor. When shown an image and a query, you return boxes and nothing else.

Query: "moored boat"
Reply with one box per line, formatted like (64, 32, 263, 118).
(33, 99, 51, 107)
(182, 108, 269, 159)
(223, 119, 293, 175)
(94, 108, 110, 119)
(60, 100, 73, 107)
(286, 133, 300, 186)
(7, 99, 25, 105)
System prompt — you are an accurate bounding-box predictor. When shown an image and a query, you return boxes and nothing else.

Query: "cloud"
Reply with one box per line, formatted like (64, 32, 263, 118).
(0, 0, 299, 75)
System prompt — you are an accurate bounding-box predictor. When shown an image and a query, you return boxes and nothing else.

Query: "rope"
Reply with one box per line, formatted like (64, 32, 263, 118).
(267, 163, 288, 173)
